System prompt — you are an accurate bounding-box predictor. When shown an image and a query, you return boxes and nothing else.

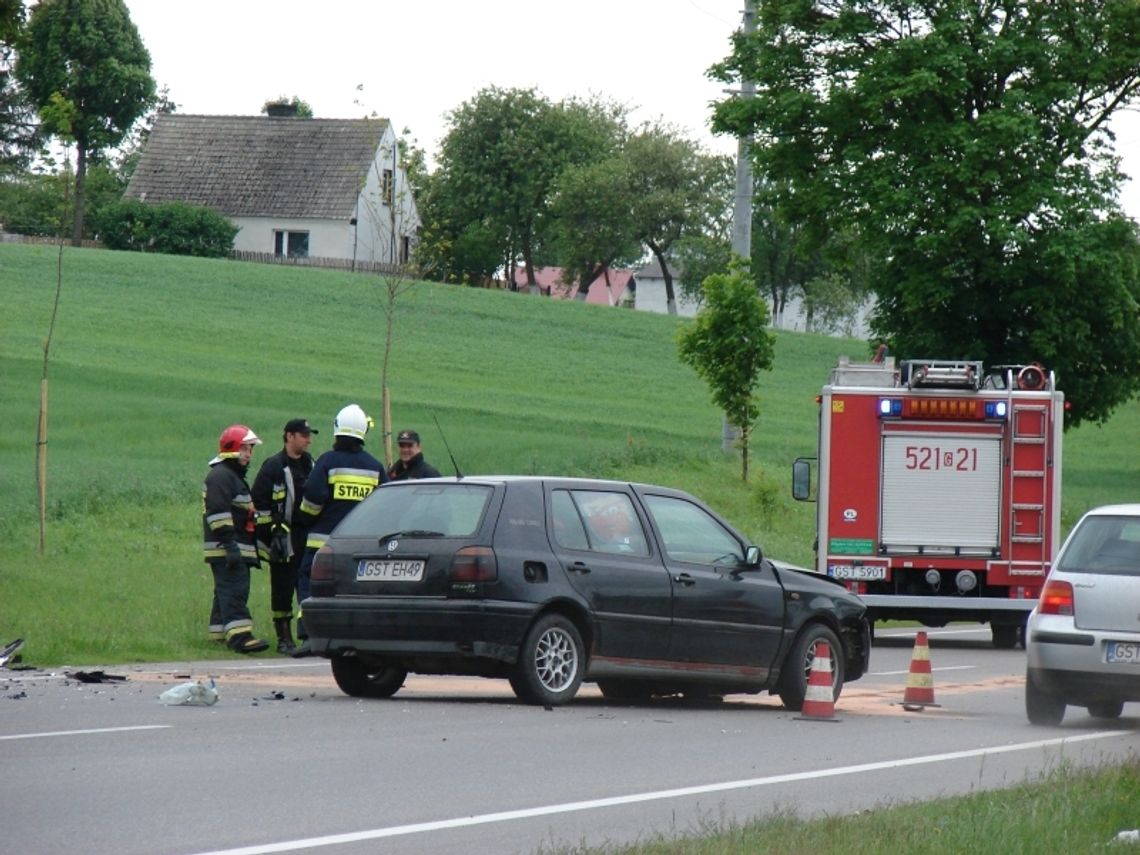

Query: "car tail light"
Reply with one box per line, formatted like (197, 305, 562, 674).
(311, 544, 335, 582)
(1038, 579, 1074, 616)
(449, 546, 497, 583)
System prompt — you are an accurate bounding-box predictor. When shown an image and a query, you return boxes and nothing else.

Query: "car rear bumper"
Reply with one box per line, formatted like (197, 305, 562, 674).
(1027, 620, 1140, 702)
(302, 597, 538, 664)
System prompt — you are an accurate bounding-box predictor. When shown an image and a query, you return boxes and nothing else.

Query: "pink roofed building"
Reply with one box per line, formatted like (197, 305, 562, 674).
(512, 266, 634, 307)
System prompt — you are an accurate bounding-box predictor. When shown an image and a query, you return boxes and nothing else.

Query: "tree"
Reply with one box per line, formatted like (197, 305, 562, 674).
(549, 156, 642, 297)
(433, 87, 623, 291)
(16, 0, 155, 245)
(0, 0, 40, 171)
(625, 128, 734, 314)
(677, 261, 776, 481)
(712, 0, 1140, 426)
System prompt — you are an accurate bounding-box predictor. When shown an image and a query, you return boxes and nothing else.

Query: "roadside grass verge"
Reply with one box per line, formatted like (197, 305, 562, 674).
(548, 758, 1140, 854)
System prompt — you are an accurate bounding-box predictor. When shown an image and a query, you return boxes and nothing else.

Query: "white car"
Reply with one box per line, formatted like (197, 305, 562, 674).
(1025, 504, 1140, 725)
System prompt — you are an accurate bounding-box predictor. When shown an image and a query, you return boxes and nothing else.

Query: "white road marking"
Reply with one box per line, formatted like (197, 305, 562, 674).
(188, 731, 1131, 855)
(0, 725, 170, 741)
(873, 665, 977, 676)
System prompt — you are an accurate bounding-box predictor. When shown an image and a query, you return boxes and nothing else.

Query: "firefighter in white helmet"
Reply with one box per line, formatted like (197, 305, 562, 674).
(202, 424, 270, 653)
(291, 404, 388, 656)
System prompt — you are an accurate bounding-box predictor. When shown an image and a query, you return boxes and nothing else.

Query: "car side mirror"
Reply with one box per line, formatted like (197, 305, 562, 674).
(792, 457, 815, 502)
(745, 545, 762, 567)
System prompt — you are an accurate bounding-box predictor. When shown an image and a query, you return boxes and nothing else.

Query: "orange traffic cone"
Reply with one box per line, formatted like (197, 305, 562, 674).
(794, 640, 840, 722)
(898, 631, 940, 711)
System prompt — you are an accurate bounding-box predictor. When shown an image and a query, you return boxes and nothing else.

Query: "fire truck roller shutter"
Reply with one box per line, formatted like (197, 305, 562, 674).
(880, 434, 1002, 552)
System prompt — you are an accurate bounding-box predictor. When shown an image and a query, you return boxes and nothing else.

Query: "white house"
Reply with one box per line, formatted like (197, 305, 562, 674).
(631, 259, 700, 317)
(125, 112, 419, 266)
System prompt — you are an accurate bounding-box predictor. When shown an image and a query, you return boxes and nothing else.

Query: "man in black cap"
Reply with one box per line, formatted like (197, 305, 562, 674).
(252, 418, 318, 653)
(388, 429, 441, 480)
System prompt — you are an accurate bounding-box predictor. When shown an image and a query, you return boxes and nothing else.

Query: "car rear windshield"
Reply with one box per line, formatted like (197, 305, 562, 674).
(1057, 515, 1140, 576)
(335, 483, 494, 538)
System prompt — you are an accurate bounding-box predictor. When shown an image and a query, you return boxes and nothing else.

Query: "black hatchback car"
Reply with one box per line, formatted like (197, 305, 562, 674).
(303, 476, 871, 708)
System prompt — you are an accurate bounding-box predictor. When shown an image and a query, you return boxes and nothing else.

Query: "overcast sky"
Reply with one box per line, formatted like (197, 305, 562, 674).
(123, 0, 1139, 218)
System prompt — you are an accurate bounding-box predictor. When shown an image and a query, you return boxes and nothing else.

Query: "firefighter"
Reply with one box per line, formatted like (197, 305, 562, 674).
(291, 404, 388, 657)
(202, 424, 269, 654)
(251, 418, 317, 654)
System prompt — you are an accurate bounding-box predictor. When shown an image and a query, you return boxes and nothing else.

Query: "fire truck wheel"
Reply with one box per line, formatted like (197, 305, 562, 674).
(991, 624, 1019, 649)
(777, 624, 844, 712)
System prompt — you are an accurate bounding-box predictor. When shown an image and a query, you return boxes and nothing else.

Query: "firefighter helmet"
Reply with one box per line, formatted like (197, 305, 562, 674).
(210, 424, 261, 465)
(333, 404, 372, 440)
(218, 424, 261, 456)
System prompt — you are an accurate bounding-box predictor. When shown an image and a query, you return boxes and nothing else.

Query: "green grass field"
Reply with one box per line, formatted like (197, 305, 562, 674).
(2, 242, 1138, 665)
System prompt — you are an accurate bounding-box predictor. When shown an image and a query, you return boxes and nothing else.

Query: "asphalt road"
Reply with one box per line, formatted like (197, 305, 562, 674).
(3, 627, 1137, 855)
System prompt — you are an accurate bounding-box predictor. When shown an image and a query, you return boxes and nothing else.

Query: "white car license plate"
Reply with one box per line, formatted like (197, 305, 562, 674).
(1106, 641, 1140, 664)
(357, 559, 425, 581)
(828, 564, 887, 581)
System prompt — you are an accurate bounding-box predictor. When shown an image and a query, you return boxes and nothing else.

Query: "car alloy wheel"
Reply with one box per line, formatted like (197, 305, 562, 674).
(511, 614, 584, 706)
(777, 623, 843, 712)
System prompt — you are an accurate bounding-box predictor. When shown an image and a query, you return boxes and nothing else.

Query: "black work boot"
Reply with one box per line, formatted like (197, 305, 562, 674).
(227, 632, 269, 654)
(273, 618, 296, 655)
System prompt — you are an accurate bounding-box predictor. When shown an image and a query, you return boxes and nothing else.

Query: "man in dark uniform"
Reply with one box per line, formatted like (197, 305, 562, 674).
(388, 429, 442, 480)
(291, 404, 388, 657)
(202, 424, 269, 654)
(252, 418, 317, 654)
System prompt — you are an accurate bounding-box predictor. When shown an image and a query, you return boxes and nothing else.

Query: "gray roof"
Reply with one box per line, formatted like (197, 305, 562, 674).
(634, 258, 681, 279)
(124, 114, 391, 219)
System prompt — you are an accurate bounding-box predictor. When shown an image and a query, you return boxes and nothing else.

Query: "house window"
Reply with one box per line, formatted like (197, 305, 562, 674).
(381, 169, 393, 207)
(274, 230, 309, 258)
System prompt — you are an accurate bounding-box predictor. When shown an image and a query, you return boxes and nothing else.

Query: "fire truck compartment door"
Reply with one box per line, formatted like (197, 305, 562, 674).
(880, 434, 1001, 550)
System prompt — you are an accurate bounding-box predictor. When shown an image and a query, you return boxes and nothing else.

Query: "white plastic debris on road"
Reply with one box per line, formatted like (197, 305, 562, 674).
(158, 679, 219, 706)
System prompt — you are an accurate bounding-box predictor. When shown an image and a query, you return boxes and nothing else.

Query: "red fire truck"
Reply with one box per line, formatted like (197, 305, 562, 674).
(793, 356, 1065, 648)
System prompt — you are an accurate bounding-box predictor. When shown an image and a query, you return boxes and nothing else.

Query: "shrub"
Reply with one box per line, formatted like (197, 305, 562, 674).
(99, 200, 237, 257)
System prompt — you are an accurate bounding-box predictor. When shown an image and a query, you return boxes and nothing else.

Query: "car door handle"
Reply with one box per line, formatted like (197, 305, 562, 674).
(674, 573, 695, 586)
(568, 562, 591, 574)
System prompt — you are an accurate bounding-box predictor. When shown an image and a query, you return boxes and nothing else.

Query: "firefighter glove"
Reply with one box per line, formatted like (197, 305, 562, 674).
(269, 526, 292, 562)
(224, 543, 243, 569)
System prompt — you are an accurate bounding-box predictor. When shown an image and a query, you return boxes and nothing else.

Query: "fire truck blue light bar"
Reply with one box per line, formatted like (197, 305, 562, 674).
(878, 398, 902, 417)
(984, 401, 1008, 419)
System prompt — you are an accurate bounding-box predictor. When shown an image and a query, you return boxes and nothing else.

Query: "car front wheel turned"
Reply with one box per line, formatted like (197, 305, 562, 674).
(777, 624, 843, 712)
(511, 614, 584, 706)
(330, 655, 407, 699)
(1024, 668, 1066, 725)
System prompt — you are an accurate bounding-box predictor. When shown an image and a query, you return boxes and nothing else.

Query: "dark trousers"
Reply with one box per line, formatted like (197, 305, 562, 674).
(269, 550, 303, 619)
(209, 558, 253, 636)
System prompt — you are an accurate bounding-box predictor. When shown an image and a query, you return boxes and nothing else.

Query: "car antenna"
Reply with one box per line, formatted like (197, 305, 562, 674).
(432, 414, 463, 480)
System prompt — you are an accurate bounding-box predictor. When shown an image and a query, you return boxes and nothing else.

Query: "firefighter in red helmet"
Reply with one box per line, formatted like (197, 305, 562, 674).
(202, 424, 269, 653)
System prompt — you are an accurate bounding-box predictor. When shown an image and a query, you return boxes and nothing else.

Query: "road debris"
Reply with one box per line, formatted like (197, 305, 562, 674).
(159, 679, 219, 706)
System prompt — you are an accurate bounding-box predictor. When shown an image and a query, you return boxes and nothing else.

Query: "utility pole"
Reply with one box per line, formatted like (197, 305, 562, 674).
(730, 0, 756, 262)
(724, 0, 757, 452)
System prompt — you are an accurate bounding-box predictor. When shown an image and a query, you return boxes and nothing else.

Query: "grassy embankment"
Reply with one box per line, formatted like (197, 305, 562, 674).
(555, 758, 1140, 854)
(2, 242, 1138, 665)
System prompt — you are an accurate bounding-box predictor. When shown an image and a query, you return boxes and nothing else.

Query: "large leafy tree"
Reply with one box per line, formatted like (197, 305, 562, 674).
(431, 87, 622, 291)
(677, 261, 776, 481)
(16, 0, 155, 245)
(549, 156, 643, 298)
(0, 0, 39, 170)
(626, 128, 734, 315)
(712, 0, 1140, 426)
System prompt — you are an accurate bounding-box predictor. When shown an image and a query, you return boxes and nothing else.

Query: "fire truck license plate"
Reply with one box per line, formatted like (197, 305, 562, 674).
(356, 559, 425, 581)
(1106, 642, 1140, 665)
(828, 565, 886, 581)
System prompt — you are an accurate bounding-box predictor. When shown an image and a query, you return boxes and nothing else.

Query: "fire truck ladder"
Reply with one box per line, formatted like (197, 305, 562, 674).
(1007, 398, 1049, 570)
